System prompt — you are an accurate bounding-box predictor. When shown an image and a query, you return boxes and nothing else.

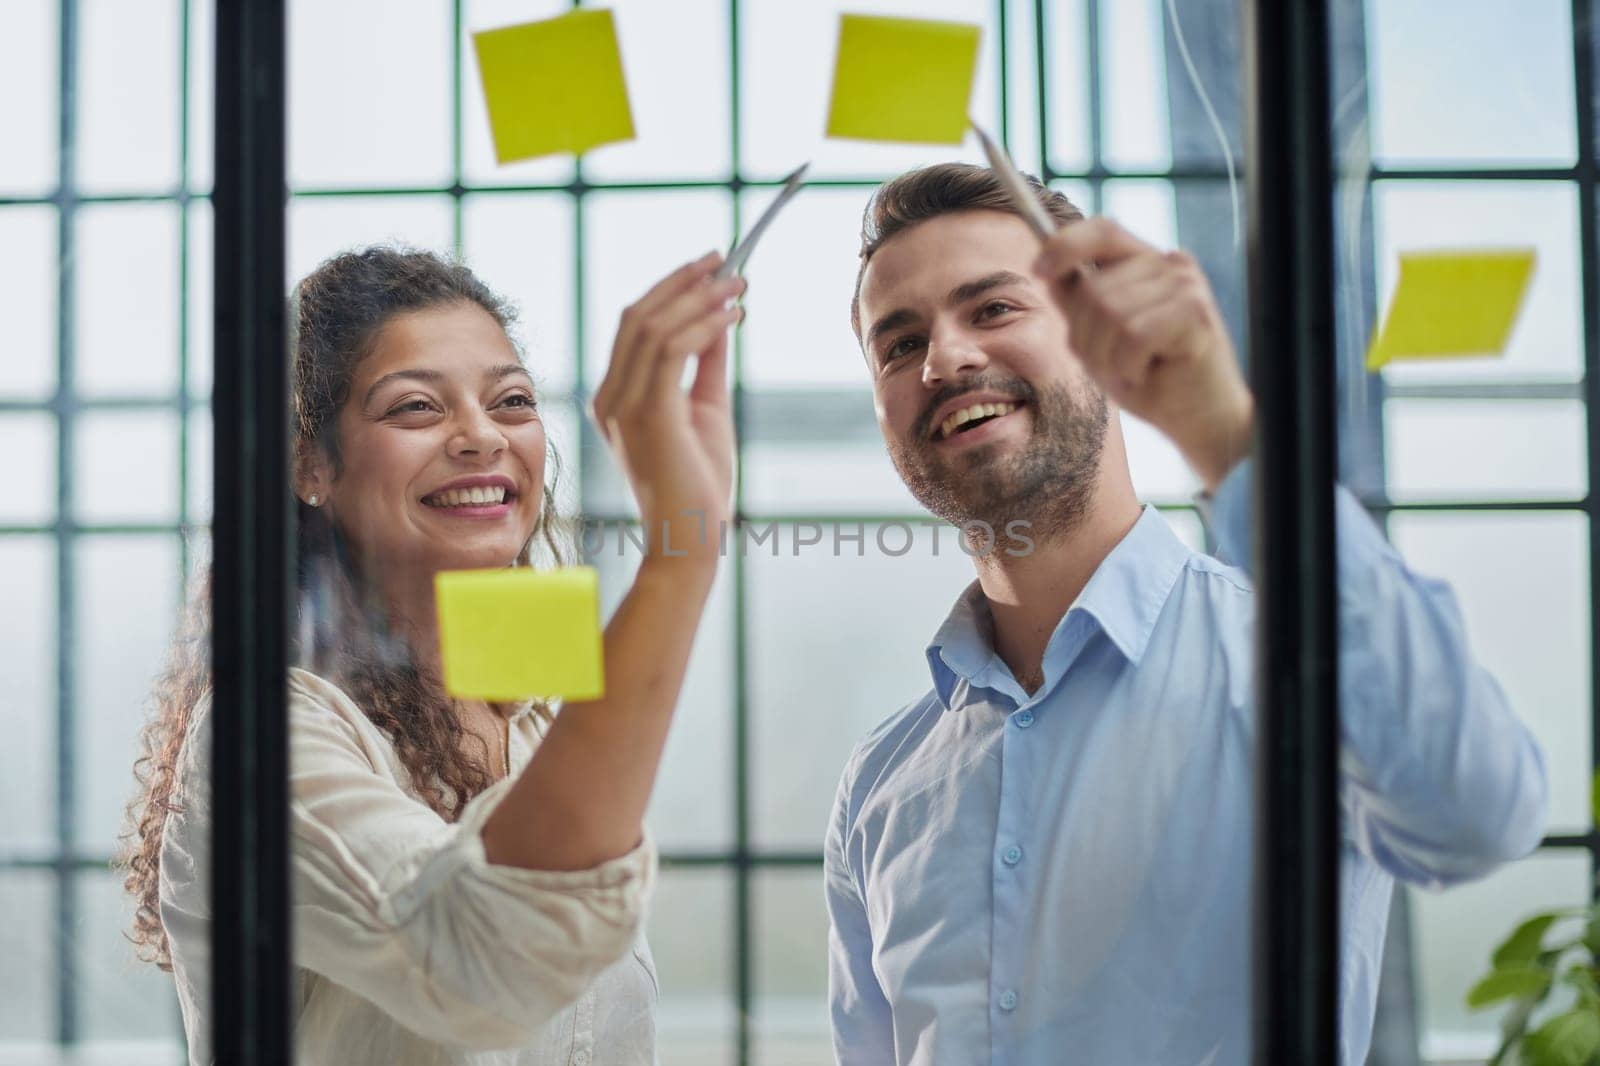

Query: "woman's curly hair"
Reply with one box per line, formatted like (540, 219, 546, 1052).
(118, 247, 568, 970)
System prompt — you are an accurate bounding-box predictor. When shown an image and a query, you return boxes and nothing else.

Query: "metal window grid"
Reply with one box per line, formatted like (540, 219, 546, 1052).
(0, 0, 1595, 1061)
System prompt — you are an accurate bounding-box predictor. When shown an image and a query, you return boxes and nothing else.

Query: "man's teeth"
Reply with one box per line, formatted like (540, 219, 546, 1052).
(939, 401, 1019, 440)
(424, 485, 508, 507)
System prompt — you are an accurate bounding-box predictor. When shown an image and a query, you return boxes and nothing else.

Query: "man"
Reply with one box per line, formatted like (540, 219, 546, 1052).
(824, 163, 1548, 1065)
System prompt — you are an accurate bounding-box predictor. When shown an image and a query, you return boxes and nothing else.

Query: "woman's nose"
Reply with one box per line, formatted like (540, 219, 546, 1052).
(448, 408, 507, 459)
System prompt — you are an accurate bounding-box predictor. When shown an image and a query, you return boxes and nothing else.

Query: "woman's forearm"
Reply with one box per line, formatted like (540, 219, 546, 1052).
(481, 555, 716, 871)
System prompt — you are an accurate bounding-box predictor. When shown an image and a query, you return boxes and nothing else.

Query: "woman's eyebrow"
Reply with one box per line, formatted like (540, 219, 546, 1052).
(363, 368, 444, 407)
(485, 364, 534, 384)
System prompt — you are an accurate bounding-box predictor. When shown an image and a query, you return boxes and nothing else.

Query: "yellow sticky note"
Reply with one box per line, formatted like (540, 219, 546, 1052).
(1366, 249, 1536, 370)
(472, 10, 635, 163)
(436, 567, 605, 702)
(825, 14, 981, 145)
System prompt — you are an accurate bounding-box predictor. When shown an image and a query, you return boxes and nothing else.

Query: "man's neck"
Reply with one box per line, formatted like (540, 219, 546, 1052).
(972, 482, 1143, 696)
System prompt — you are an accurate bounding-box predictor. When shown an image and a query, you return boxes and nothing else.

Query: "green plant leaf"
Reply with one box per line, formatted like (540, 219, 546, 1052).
(1585, 912, 1600, 959)
(1469, 965, 1555, 1009)
(1591, 768, 1600, 827)
(1565, 964, 1600, 1008)
(1497, 914, 1570, 969)
(1523, 1008, 1600, 1066)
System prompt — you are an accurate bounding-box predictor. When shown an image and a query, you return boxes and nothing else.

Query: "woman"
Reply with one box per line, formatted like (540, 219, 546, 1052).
(119, 245, 745, 1064)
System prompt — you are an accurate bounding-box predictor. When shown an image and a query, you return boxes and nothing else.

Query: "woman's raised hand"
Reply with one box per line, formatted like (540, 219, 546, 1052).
(590, 251, 744, 568)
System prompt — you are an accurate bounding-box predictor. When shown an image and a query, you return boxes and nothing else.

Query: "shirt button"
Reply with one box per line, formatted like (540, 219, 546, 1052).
(1002, 844, 1023, 866)
(573, 1052, 591, 1066)
(999, 989, 1019, 1012)
(1014, 710, 1035, 728)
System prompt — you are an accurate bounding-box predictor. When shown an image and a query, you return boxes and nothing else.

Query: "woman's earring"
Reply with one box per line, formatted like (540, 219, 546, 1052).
(306, 494, 320, 507)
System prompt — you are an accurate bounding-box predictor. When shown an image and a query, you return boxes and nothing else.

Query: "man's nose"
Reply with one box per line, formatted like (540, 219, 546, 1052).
(922, 328, 988, 386)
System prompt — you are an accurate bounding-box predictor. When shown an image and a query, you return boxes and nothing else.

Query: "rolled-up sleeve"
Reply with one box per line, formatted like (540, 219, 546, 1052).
(288, 683, 656, 1051)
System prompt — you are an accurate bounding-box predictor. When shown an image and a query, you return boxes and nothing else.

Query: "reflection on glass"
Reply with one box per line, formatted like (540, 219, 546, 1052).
(1368, 0, 1577, 167)
(1389, 512, 1592, 833)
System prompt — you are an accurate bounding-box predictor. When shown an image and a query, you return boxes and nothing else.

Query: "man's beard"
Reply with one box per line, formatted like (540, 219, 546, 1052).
(885, 374, 1109, 541)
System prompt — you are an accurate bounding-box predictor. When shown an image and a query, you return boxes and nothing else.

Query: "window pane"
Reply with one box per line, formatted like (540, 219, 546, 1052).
(742, 432, 923, 516)
(187, 201, 212, 400)
(0, 536, 56, 852)
(1388, 512, 1591, 833)
(739, 186, 869, 392)
(289, 0, 452, 189)
(188, 0, 214, 194)
(582, 190, 733, 384)
(1384, 399, 1587, 503)
(75, 204, 181, 397)
(461, 0, 575, 190)
(1410, 850, 1590, 1061)
(1372, 181, 1582, 385)
(739, 0, 1004, 181)
(1098, 0, 1171, 172)
(1100, 178, 1177, 248)
(651, 869, 736, 1066)
(748, 524, 975, 848)
(287, 195, 456, 286)
(1123, 411, 1200, 503)
(590, 539, 735, 851)
(1043, 0, 1092, 174)
(754, 868, 831, 1065)
(74, 413, 181, 525)
(0, 206, 58, 400)
(76, 869, 183, 1045)
(0, 414, 57, 525)
(0, 1, 57, 196)
(1368, 0, 1576, 167)
(77, 0, 181, 195)
(0, 872, 54, 1042)
(579, 0, 731, 182)
(186, 407, 211, 526)
(73, 534, 182, 853)
(461, 193, 578, 396)
(1002, 0, 1044, 175)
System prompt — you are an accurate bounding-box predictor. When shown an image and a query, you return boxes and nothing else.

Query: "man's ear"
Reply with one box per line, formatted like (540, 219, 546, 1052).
(294, 440, 333, 508)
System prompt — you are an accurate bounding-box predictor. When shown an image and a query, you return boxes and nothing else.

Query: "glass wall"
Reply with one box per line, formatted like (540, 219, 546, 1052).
(0, 1, 1590, 1063)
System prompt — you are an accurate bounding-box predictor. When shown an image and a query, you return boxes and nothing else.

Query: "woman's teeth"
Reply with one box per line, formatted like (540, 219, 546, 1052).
(423, 485, 508, 508)
(939, 401, 1019, 440)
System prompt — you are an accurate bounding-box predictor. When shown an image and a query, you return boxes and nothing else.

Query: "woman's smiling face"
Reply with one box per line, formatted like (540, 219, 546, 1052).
(309, 301, 548, 578)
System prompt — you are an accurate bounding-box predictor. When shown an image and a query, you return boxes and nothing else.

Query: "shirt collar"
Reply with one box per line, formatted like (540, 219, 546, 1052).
(925, 505, 1194, 708)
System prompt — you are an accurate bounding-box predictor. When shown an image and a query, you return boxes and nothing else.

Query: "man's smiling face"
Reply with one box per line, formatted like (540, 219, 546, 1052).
(857, 208, 1109, 534)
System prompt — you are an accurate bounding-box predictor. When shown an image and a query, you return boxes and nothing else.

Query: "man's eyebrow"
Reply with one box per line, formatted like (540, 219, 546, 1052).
(947, 270, 1030, 307)
(865, 308, 919, 351)
(363, 368, 444, 406)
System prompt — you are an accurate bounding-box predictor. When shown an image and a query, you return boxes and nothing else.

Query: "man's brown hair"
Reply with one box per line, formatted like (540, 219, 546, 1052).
(850, 162, 1086, 340)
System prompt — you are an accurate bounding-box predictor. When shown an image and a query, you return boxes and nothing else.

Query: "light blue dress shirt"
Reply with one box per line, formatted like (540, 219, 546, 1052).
(825, 461, 1549, 1066)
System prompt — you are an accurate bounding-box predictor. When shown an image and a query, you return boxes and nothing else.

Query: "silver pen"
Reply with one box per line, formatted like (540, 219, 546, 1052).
(970, 118, 1056, 241)
(715, 162, 811, 280)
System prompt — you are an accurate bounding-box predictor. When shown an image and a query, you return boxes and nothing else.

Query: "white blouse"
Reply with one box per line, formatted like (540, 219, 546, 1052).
(159, 668, 660, 1066)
